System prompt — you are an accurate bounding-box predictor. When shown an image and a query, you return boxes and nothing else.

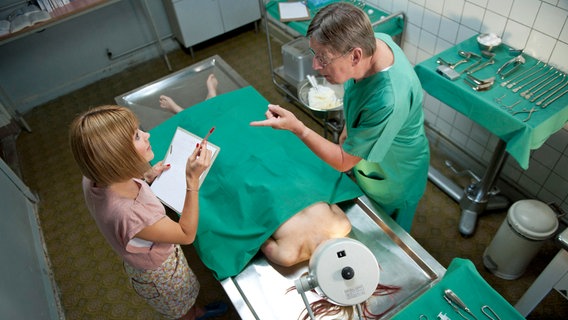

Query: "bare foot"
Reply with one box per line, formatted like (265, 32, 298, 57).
(159, 95, 183, 114)
(206, 74, 218, 100)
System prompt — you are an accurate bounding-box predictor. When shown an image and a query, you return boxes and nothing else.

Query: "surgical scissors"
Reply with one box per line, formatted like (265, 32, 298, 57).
(512, 107, 538, 122)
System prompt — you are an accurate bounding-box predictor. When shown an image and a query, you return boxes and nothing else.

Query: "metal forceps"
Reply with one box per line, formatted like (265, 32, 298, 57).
(512, 107, 538, 122)
(502, 100, 520, 110)
(494, 94, 507, 104)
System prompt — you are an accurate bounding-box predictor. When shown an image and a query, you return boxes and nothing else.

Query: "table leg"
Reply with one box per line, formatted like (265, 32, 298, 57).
(458, 139, 510, 236)
(428, 139, 510, 236)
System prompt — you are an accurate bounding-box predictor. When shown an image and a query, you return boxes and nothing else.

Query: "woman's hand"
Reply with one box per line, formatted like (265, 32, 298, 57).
(185, 140, 212, 189)
(143, 161, 171, 184)
(250, 104, 307, 137)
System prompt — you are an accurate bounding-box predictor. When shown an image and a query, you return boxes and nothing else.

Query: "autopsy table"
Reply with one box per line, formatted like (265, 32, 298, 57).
(415, 35, 568, 236)
(145, 84, 523, 320)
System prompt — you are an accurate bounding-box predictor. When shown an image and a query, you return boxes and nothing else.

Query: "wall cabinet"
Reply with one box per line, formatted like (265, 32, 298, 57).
(163, 0, 260, 48)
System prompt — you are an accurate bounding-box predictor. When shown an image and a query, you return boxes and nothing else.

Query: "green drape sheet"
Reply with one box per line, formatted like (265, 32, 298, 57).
(265, 0, 403, 37)
(415, 35, 568, 169)
(393, 258, 524, 319)
(149, 86, 363, 280)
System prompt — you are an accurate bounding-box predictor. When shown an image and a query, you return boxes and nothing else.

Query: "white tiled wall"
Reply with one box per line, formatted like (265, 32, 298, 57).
(368, 0, 568, 212)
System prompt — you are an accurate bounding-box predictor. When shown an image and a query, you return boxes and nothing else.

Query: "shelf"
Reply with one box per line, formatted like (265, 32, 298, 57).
(0, 0, 121, 46)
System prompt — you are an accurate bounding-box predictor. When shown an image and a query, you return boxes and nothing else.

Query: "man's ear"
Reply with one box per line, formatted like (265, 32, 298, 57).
(351, 48, 362, 65)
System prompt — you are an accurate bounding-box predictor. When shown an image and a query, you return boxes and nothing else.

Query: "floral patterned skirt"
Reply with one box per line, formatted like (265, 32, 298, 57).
(124, 245, 200, 319)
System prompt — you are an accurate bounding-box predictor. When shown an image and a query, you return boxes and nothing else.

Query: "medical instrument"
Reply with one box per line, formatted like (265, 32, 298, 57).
(444, 289, 478, 319)
(497, 54, 526, 78)
(419, 315, 429, 320)
(438, 50, 475, 69)
(481, 305, 501, 320)
(502, 100, 520, 111)
(438, 312, 452, 320)
(466, 74, 495, 85)
(460, 59, 483, 75)
(294, 238, 380, 320)
(512, 66, 554, 93)
(465, 74, 495, 90)
(464, 74, 494, 91)
(437, 64, 461, 80)
(521, 71, 561, 99)
(506, 63, 547, 89)
(530, 74, 566, 103)
(500, 61, 540, 86)
(436, 51, 477, 80)
(536, 79, 568, 106)
(512, 107, 538, 122)
(466, 54, 495, 75)
(541, 88, 568, 108)
(494, 94, 507, 104)
(444, 295, 468, 319)
(464, 79, 493, 91)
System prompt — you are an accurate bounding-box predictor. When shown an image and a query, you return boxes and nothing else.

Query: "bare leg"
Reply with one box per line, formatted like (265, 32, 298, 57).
(160, 74, 217, 114)
(205, 74, 218, 100)
(159, 95, 184, 114)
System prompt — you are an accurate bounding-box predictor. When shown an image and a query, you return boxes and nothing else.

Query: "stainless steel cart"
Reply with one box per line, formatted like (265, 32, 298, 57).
(260, 0, 406, 141)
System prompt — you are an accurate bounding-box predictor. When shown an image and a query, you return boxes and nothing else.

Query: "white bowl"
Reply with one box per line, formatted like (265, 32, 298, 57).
(477, 33, 502, 51)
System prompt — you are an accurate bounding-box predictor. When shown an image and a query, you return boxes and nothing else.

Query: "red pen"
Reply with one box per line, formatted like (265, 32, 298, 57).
(202, 126, 215, 144)
(197, 127, 215, 156)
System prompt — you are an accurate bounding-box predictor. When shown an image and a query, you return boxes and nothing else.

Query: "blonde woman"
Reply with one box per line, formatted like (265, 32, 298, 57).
(69, 105, 226, 320)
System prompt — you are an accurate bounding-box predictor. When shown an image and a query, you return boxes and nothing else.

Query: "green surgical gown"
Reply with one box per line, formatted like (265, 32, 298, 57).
(342, 33, 430, 232)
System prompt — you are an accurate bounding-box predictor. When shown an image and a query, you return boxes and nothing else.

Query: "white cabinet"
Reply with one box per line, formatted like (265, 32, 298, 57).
(164, 0, 261, 48)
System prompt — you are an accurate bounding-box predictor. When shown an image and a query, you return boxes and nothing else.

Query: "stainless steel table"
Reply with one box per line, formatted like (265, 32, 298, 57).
(221, 196, 446, 320)
(115, 55, 249, 130)
(115, 57, 446, 319)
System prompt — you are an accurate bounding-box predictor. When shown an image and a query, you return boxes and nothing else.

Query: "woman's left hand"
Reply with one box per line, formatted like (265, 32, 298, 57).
(143, 161, 171, 184)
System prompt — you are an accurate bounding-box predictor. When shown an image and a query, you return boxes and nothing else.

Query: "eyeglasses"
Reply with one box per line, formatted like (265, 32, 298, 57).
(309, 48, 354, 68)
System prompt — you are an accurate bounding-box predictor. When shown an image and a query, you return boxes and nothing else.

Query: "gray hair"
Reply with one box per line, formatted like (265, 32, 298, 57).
(307, 2, 376, 56)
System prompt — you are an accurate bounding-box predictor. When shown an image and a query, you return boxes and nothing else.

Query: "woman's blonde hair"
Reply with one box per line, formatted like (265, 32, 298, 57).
(69, 105, 151, 186)
(307, 2, 376, 56)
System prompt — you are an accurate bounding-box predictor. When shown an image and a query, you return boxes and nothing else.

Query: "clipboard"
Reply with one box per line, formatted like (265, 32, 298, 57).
(151, 127, 220, 214)
(278, 2, 310, 22)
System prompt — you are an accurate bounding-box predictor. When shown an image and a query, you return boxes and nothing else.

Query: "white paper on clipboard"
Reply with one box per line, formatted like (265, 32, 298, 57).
(151, 127, 219, 214)
(279, 2, 310, 22)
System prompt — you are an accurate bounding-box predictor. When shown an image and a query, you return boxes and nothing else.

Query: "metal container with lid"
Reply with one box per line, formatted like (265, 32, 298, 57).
(281, 37, 317, 82)
(483, 200, 559, 280)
